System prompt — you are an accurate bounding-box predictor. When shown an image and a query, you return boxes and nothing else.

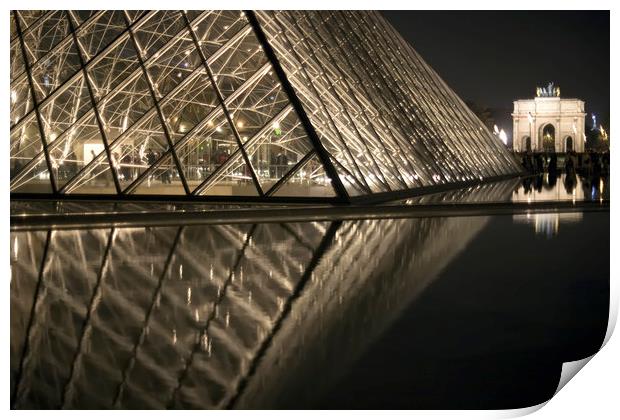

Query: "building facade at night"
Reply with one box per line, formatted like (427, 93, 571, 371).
(10, 10, 521, 203)
(512, 84, 586, 153)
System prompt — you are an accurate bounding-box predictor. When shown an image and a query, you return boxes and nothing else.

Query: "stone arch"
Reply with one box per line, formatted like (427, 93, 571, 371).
(522, 136, 532, 152)
(564, 136, 574, 152)
(539, 123, 556, 152)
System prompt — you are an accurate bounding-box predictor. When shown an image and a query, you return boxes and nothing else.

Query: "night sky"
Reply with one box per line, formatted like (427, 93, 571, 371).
(382, 11, 610, 137)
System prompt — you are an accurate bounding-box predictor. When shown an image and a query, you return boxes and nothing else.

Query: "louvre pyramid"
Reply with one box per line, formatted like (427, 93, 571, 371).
(10, 10, 522, 202)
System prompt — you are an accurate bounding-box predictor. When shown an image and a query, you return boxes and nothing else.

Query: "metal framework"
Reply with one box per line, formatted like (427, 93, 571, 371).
(10, 10, 522, 203)
(10, 180, 518, 409)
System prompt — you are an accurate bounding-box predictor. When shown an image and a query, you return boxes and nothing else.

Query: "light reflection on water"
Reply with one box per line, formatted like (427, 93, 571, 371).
(512, 173, 609, 203)
(403, 173, 607, 239)
(404, 173, 609, 206)
(510, 173, 608, 237)
(513, 212, 583, 238)
(11, 217, 488, 409)
(9, 181, 609, 409)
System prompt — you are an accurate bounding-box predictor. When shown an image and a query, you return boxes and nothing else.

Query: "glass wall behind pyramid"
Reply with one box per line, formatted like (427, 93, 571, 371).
(10, 10, 521, 202)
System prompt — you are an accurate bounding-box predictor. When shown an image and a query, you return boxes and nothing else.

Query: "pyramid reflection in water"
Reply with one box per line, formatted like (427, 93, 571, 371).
(9, 182, 516, 409)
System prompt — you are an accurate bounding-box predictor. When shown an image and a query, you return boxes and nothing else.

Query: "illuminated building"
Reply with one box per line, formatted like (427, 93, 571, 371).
(10, 11, 521, 202)
(512, 83, 586, 153)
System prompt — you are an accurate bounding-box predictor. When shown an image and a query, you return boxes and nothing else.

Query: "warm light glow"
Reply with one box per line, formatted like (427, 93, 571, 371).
(600, 125, 608, 141)
(9, 10, 522, 199)
(499, 129, 508, 145)
(83, 143, 105, 164)
(493, 124, 508, 145)
(12, 236, 18, 262)
(61, 139, 71, 161)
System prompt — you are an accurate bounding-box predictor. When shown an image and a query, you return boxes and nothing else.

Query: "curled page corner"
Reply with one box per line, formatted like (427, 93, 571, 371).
(554, 355, 595, 396)
(602, 295, 618, 349)
(549, 280, 618, 402)
(497, 401, 548, 418)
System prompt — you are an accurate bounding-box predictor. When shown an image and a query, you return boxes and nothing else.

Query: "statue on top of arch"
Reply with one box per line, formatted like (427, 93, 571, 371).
(536, 82, 561, 97)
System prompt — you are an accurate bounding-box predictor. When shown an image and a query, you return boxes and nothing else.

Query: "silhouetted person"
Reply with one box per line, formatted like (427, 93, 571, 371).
(534, 174, 544, 192)
(121, 153, 132, 181)
(275, 152, 288, 178)
(592, 153, 602, 177)
(582, 152, 592, 176)
(564, 170, 576, 194)
(564, 153, 575, 175)
(146, 148, 157, 166)
(548, 154, 557, 174)
(548, 170, 557, 188)
(161, 166, 172, 184)
(270, 154, 278, 179)
(216, 150, 229, 165)
(602, 152, 610, 175)
(522, 176, 532, 194)
(535, 153, 544, 174)
(523, 153, 534, 173)
(581, 174, 592, 200)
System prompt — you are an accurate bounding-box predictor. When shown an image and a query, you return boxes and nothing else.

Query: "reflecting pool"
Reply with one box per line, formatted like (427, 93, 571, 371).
(10, 205, 609, 409)
(406, 173, 609, 205)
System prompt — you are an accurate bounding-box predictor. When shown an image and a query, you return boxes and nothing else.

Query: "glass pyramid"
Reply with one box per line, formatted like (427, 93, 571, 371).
(10, 10, 522, 203)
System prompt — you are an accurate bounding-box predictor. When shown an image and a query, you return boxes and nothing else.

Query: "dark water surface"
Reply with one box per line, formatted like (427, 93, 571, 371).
(318, 213, 609, 409)
(10, 178, 609, 410)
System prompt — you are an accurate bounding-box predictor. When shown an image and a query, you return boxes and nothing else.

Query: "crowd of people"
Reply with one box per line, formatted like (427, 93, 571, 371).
(520, 151, 610, 177)
(519, 150, 610, 196)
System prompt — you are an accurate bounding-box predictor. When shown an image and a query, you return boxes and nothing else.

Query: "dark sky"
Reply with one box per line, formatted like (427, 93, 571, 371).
(382, 11, 610, 133)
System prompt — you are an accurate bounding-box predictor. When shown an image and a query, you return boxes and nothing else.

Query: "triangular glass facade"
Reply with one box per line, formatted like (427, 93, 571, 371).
(10, 10, 522, 202)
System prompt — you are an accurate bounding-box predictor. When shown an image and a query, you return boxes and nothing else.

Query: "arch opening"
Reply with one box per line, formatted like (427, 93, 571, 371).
(523, 136, 532, 152)
(565, 136, 574, 152)
(541, 124, 556, 152)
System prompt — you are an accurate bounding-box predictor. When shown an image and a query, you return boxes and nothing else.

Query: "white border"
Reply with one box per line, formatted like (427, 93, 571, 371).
(3, 1, 616, 418)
